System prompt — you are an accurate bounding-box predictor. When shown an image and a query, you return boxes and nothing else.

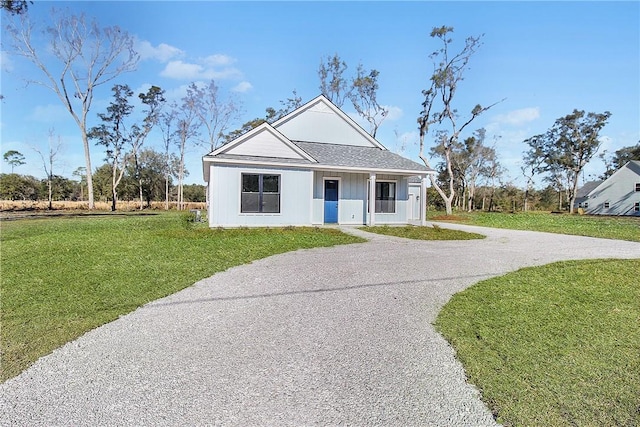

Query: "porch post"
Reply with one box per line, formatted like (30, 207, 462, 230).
(368, 172, 376, 226)
(421, 175, 428, 226)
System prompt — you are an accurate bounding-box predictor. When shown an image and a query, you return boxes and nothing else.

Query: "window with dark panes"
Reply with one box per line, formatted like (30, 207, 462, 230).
(241, 174, 280, 213)
(375, 181, 396, 213)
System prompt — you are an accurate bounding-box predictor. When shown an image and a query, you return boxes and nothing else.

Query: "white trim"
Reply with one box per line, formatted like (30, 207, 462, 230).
(420, 175, 428, 226)
(367, 177, 398, 218)
(203, 156, 431, 177)
(322, 176, 342, 224)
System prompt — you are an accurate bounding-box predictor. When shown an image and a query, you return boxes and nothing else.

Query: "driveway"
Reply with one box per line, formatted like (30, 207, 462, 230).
(2, 223, 639, 426)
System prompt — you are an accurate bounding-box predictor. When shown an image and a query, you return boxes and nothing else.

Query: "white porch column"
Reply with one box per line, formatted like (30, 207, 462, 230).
(421, 175, 428, 226)
(368, 172, 376, 226)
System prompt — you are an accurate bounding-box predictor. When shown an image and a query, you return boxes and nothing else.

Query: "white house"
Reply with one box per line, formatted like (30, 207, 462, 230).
(202, 95, 433, 227)
(574, 160, 640, 216)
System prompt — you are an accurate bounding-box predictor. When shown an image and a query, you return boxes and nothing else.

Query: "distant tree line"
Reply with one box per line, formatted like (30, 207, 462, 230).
(0, 148, 206, 206)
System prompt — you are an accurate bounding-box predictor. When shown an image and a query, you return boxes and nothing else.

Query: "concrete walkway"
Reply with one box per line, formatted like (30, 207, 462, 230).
(1, 223, 639, 426)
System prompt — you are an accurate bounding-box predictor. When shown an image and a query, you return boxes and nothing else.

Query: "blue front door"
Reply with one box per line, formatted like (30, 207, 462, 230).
(324, 180, 338, 223)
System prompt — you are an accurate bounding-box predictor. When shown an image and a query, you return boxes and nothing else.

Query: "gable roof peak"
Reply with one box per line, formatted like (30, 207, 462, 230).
(272, 94, 386, 150)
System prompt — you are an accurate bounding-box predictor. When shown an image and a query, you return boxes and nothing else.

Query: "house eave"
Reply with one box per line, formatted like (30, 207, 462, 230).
(202, 155, 432, 179)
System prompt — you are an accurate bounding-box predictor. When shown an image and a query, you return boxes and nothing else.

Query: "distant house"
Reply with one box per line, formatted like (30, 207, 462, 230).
(202, 95, 433, 227)
(574, 160, 640, 216)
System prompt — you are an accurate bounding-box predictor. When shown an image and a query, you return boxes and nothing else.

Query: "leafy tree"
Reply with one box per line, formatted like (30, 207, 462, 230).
(319, 54, 350, 107)
(72, 167, 87, 201)
(89, 84, 135, 211)
(3, 150, 25, 173)
(417, 26, 501, 215)
(599, 142, 640, 179)
(521, 134, 547, 211)
(182, 184, 206, 203)
(1, 0, 30, 15)
(0, 173, 40, 200)
(6, 10, 139, 209)
(129, 148, 170, 207)
(90, 84, 164, 210)
(131, 85, 165, 209)
(349, 64, 388, 138)
(524, 109, 611, 213)
(45, 175, 74, 201)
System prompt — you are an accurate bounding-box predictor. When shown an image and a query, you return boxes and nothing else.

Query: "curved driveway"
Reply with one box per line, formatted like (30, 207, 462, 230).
(2, 223, 639, 426)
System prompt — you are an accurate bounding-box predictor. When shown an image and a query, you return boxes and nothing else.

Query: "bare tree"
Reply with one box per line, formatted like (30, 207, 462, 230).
(186, 80, 241, 153)
(318, 54, 350, 107)
(32, 129, 63, 209)
(349, 64, 388, 138)
(6, 11, 139, 209)
(176, 89, 200, 210)
(461, 129, 496, 212)
(159, 105, 178, 210)
(417, 26, 501, 215)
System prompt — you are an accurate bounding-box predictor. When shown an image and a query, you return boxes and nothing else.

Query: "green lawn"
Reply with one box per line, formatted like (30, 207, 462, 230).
(0, 213, 364, 381)
(435, 259, 640, 426)
(432, 211, 640, 242)
(361, 224, 485, 240)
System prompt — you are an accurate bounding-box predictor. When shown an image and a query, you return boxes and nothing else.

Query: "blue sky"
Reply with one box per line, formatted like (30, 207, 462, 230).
(1, 1, 639, 187)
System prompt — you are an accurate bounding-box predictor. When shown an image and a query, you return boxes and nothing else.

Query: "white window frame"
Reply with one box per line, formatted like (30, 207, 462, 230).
(367, 179, 398, 214)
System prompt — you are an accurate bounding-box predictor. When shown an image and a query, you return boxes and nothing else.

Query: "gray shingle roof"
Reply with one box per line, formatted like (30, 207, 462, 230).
(576, 180, 603, 198)
(293, 141, 430, 173)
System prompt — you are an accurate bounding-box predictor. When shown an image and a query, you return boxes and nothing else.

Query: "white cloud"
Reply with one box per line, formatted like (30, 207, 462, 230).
(492, 107, 540, 127)
(382, 105, 403, 122)
(160, 59, 243, 81)
(231, 81, 253, 93)
(136, 40, 184, 62)
(1, 50, 14, 72)
(202, 54, 235, 67)
(160, 60, 204, 79)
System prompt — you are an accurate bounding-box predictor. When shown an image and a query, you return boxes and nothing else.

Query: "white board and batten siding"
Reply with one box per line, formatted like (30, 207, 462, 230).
(223, 127, 308, 159)
(208, 164, 313, 227)
(275, 101, 377, 148)
(311, 171, 411, 225)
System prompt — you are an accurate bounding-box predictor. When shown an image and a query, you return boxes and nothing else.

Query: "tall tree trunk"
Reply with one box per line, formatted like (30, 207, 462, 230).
(111, 188, 117, 212)
(47, 177, 53, 210)
(165, 175, 169, 210)
(81, 131, 95, 210)
(138, 177, 144, 210)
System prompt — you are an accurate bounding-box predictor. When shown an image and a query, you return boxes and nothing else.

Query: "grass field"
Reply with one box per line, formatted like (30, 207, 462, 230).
(0, 212, 364, 381)
(361, 224, 485, 240)
(435, 259, 640, 426)
(431, 211, 640, 242)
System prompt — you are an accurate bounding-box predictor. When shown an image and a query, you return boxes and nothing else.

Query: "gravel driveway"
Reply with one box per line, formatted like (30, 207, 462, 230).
(2, 223, 639, 426)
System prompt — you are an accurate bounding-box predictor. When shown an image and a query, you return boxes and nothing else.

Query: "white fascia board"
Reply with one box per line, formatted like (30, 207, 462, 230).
(203, 156, 431, 176)
(272, 94, 386, 150)
(311, 164, 434, 176)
